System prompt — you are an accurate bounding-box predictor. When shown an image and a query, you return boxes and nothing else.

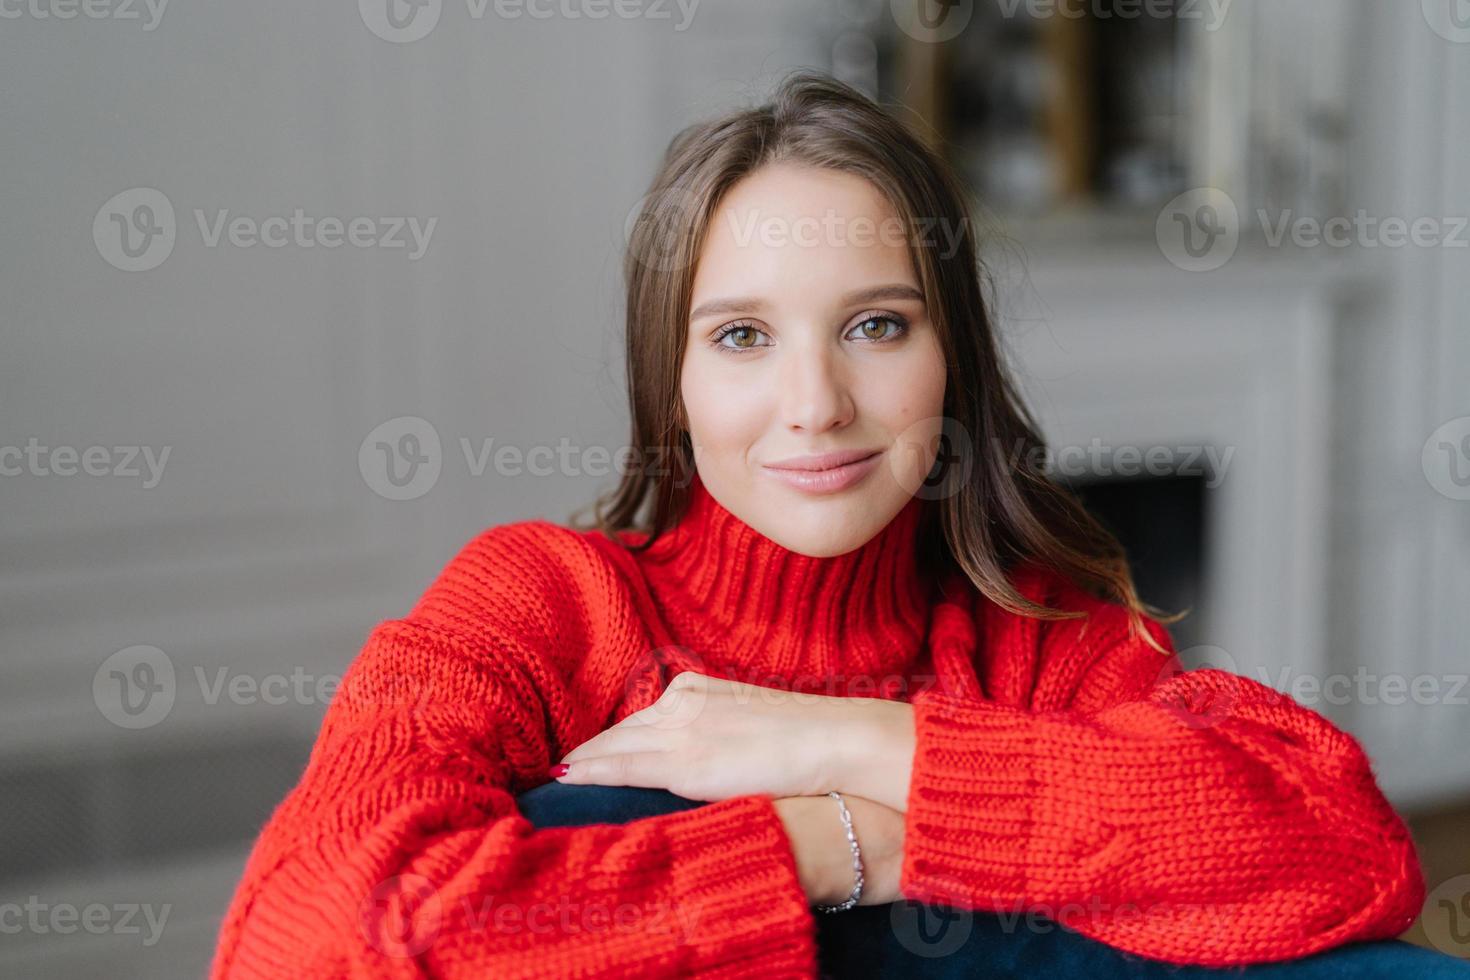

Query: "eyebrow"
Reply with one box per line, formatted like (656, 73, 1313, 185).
(689, 283, 925, 321)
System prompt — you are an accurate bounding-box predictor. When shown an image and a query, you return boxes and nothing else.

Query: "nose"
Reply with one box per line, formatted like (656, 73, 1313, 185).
(777, 341, 855, 435)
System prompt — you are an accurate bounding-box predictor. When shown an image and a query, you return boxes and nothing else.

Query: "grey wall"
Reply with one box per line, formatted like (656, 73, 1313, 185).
(2, 1, 1468, 975)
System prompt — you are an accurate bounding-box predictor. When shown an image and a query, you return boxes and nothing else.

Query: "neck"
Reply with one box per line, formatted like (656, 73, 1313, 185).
(629, 472, 935, 688)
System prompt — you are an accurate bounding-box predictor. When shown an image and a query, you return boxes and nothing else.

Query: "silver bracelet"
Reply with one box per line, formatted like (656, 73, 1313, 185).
(814, 791, 864, 913)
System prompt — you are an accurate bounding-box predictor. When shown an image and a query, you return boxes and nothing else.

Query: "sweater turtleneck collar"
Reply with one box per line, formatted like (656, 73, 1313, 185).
(626, 471, 936, 691)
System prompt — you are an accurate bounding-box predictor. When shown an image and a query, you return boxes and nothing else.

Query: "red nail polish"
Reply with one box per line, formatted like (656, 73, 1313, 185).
(548, 764, 569, 778)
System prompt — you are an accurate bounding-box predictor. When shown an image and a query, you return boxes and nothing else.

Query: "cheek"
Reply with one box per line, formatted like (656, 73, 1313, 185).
(681, 362, 762, 454)
(869, 341, 948, 486)
(875, 341, 947, 429)
(687, 408, 750, 456)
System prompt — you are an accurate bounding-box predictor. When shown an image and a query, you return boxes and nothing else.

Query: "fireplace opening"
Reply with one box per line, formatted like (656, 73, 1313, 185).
(1063, 473, 1209, 656)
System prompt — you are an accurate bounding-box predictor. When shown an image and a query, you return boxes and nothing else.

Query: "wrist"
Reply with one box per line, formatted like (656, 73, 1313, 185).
(828, 698, 915, 812)
(813, 792, 864, 912)
(773, 796, 855, 906)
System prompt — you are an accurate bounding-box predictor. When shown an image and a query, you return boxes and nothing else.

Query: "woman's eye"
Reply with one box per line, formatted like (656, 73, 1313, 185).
(711, 314, 906, 354)
(847, 315, 906, 342)
(714, 324, 769, 351)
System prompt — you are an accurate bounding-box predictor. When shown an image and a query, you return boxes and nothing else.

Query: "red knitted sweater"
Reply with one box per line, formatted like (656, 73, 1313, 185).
(209, 473, 1425, 978)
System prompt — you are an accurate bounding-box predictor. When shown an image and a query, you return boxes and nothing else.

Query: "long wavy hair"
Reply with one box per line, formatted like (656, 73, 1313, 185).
(570, 69, 1181, 650)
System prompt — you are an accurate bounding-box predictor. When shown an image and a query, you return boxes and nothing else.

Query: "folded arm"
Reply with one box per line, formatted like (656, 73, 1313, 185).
(892, 588, 1424, 966)
(209, 523, 818, 979)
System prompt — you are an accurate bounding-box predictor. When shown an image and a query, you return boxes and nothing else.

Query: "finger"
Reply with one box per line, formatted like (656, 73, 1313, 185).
(558, 725, 668, 764)
(553, 750, 672, 789)
(670, 673, 775, 708)
(666, 669, 715, 691)
(616, 697, 702, 729)
(619, 683, 723, 730)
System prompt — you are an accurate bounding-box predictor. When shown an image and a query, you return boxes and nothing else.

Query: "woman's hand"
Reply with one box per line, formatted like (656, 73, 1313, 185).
(550, 670, 917, 809)
(772, 793, 906, 907)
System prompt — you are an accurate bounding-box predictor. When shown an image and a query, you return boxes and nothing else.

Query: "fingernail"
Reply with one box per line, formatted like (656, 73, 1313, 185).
(548, 763, 570, 778)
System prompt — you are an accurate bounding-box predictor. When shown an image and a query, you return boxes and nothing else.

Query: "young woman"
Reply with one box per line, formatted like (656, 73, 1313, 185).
(210, 72, 1462, 978)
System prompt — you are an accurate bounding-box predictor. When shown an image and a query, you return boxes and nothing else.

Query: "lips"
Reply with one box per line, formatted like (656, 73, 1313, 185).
(763, 449, 882, 472)
(761, 450, 884, 495)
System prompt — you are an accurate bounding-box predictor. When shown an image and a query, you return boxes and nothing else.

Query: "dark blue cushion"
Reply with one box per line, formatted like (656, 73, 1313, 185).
(514, 782, 1469, 979)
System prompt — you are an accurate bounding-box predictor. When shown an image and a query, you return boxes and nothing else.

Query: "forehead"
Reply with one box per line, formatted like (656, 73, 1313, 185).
(690, 163, 917, 306)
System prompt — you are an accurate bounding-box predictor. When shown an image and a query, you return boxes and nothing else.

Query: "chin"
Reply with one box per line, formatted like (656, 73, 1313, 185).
(768, 502, 887, 556)
(776, 534, 857, 559)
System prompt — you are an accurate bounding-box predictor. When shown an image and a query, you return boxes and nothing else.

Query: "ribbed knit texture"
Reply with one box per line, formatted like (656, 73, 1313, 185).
(210, 473, 1425, 978)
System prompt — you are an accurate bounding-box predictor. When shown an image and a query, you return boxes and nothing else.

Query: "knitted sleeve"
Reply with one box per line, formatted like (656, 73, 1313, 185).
(899, 570, 1426, 968)
(209, 521, 817, 979)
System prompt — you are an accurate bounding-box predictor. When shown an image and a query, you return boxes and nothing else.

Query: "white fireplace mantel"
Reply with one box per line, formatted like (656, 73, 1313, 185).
(998, 243, 1340, 722)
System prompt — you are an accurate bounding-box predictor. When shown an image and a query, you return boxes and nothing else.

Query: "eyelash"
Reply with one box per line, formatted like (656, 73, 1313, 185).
(709, 310, 909, 355)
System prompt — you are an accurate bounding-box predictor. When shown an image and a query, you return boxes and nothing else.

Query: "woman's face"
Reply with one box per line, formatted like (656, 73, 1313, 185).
(680, 162, 948, 557)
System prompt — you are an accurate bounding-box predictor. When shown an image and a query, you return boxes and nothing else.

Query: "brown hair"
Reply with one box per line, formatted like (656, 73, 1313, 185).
(571, 69, 1181, 650)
